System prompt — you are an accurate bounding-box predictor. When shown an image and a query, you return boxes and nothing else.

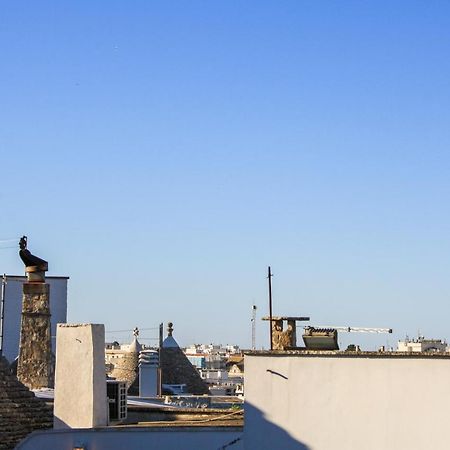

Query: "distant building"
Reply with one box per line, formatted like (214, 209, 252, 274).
(397, 336, 447, 353)
(226, 356, 244, 377)
(185, 343, 241, 356)
(185, 354, 206, 369)
(183, 343, 243, 395)
(199, 368, 229, 383)
(225, 345, 240, 354)
(0, 275, 68, 363)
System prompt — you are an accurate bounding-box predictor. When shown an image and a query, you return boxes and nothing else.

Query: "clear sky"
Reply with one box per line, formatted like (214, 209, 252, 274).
(1, 1, 450, 349)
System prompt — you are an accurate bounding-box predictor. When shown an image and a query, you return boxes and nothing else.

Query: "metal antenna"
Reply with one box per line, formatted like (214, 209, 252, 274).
(0, 274, 6, 356)
(268, 266, 273, 350)
(251, 304, 257, 350)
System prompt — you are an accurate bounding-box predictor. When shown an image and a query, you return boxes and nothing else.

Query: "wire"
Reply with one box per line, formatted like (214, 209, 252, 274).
(106, 327, 159, 333)
(0, 237, 19, 243)
(106, 330, 135, 333)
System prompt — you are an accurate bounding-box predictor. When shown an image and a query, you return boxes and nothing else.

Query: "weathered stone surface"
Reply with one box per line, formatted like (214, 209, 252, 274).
(17, 283, 54, 389)
(0, 357, 52, 450)
(271, 319, 296, 350)
(109, 352, 139, 389)
(160, 347, 209, 395)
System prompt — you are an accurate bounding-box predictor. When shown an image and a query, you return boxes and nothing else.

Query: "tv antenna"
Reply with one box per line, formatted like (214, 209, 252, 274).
(251, 304, 257, 350)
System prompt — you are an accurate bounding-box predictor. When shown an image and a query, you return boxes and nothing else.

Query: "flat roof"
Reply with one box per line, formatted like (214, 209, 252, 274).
(262, 316, 310, 321)
(4, 274, 69, 280)
(244, 350, 450, 359)
(116, 423, 243, 429)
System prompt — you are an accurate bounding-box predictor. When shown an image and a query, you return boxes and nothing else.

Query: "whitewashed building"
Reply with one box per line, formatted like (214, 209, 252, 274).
(244, 350, 450, 450)
(19, 324, 450, 450)
(397, 335, 447, 352)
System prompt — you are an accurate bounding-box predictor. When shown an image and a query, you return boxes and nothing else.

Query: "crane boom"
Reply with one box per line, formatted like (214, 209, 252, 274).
(308, 326, 392, 334)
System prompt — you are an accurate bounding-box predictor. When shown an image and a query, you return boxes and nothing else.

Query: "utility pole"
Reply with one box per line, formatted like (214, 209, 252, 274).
(0, 274, 6, 356)
(251, 305, 257, 350)
(158, 322, 163, 397)
(159, 323, 163, 349)
(268, 266, 273, 350)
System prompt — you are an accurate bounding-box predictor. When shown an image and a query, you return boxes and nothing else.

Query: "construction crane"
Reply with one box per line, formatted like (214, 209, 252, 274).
(302, 325, 393, 351)
(308, 326, 392, 334)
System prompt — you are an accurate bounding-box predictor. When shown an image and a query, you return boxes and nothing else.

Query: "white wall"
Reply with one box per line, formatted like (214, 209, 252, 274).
(54, 324, 108, 429)
(16, 427, 243, 450)
(245, 353, 450, 450)
(139, 365, 158, 397)
(1, 275, 68, 363)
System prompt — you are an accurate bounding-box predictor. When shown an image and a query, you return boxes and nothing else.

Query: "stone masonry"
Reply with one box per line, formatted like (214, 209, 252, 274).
(160, 347, 209, 395)
(17, 283, 54, 389)
(0, 356, 52, 450)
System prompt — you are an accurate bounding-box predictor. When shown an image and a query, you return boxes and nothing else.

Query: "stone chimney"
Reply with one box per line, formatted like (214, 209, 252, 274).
(53, 323, 108, 429)
(17, 240, 54, 389)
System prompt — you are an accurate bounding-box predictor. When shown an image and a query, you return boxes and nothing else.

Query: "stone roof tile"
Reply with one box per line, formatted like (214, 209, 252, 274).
(0, 357, 52, 450)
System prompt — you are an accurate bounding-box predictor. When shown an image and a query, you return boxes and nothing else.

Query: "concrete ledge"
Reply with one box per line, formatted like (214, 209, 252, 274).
(16, 427, 243, 450)
(244, 350, 450, 359)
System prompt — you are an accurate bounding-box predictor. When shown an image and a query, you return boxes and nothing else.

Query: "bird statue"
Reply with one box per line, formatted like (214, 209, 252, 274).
(19, 236, 48, 271)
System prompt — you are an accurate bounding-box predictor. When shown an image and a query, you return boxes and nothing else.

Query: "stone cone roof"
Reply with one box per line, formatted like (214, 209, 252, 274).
(110, 352, 139, 390)
(0, 356, 52, 450)
(109, 337, 142, 390)
(160, 347, 209, 395)
(162, 335, 179, 348)
(128, 337, 142, 353)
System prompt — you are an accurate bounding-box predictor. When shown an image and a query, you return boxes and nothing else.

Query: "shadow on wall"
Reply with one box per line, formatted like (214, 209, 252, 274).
(244, 402, 310, 450)
(53, 415, 71, 430)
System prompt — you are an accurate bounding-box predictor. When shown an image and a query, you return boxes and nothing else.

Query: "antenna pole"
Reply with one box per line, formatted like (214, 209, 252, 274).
(251, 305, 257, 350)
(158, 322, 163, 397)
(159, 323, 163, 349)
(0, 274, 6, 356)
(268, 266, 273, 350)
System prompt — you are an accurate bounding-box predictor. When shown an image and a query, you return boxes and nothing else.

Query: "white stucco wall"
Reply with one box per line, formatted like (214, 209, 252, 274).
(16, 427, 243, 450)
(54, 323, 108, 429)
(244, 352, 450, 450)
(1, 275, 68, 363)
(139, 365, 159, 397)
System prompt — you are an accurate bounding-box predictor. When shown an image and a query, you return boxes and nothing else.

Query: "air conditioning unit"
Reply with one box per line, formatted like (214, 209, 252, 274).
(107, 380, 127, 423)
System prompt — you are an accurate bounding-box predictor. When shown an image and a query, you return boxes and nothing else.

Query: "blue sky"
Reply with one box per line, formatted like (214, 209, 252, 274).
(1, 1, 450, 349)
